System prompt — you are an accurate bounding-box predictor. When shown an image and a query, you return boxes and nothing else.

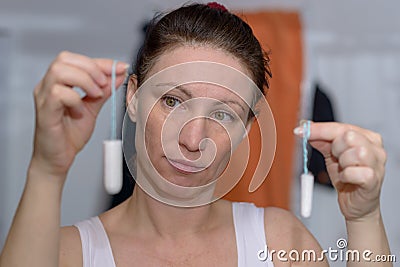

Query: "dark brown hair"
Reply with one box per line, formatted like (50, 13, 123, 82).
(133, 3, 272, 94)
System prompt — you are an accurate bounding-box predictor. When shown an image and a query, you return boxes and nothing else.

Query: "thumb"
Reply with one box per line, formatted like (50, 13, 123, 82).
(294, 121, 335, 158)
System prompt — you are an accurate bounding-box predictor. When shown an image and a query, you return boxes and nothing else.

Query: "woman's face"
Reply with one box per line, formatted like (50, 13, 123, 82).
(128, 45, 255, 193)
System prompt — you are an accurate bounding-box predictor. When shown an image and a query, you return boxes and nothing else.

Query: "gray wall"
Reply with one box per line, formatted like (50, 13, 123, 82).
(1, 1, 399, 265)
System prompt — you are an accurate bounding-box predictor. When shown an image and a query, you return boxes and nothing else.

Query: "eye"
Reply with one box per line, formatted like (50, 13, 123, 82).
(211, 111, 234, 122)
(162, 95, 182, 108)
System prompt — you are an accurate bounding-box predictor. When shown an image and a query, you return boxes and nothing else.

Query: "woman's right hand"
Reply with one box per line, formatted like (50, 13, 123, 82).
(31, 51, 128, 180)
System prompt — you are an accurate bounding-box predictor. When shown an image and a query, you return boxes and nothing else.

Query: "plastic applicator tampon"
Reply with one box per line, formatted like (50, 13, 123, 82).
(103, 60, 123, 194)
(300, 121, 314, 218)
(301, 172, 314, 218)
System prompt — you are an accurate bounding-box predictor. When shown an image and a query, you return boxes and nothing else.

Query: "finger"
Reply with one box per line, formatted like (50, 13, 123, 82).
(39, 85, 84, 125)
(93, 58, 129, 76)
(331, 129, 371, 158)
(83, 74, 127, 115)
(338, 166, 377, 190)
(55, 51, 110, 87)
(45, 62, 104, 98)
(60, 90, 85, 118)
(304, 122, 383, 147)
(338, 146, 376, 169)
(102, 73, 127, 97)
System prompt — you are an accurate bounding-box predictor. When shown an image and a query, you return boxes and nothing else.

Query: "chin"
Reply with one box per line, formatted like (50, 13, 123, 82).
(136, 156, 219, 206)
(162, 170, 208, 188)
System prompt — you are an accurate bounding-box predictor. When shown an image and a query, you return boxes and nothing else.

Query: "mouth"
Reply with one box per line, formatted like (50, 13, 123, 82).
(167, 159, 205, 174)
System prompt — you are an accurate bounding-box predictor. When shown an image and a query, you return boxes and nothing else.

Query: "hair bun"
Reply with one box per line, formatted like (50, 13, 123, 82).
(206, 2, 228, 12)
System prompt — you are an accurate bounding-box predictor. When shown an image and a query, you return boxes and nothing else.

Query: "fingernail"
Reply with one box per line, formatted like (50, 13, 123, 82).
(99, 75, 107, 86)
(95, 88, 104, 98)
(123, 63, 130, 70)
(293, 126, 303, 136)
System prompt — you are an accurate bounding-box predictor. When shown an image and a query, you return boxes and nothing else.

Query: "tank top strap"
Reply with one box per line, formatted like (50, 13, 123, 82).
(74, 204, 274, 267)
(232, 202, 274, 267)
(74, 216, 116, 267)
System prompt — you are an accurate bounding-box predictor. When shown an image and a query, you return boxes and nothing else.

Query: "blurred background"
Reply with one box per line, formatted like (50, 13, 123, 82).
(0, 0, 399, 266)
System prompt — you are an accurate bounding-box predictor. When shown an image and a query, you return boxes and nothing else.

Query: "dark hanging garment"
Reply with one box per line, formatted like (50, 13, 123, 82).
(309, 84, 336, 188)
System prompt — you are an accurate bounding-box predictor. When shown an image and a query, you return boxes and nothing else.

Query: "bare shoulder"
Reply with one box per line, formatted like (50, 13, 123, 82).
(264, 207, 313, 245)
(263, 207, 328, 266)
(59, 226, 82, 267)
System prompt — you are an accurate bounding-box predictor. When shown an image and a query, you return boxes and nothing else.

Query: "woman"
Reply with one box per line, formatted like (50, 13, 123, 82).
(0, 3, 391, 267)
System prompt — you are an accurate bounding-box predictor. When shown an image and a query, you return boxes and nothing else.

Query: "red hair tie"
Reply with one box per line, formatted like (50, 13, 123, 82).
(207, 2, 228, 12)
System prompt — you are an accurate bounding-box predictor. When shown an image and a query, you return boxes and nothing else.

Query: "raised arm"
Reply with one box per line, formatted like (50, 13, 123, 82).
(301, 122, 392, 267)
(0, 51, 127, 267)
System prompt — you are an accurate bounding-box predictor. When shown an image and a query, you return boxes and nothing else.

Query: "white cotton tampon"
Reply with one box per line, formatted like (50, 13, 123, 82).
(301, 172, 314, 218)
(103, 140, 123, 194)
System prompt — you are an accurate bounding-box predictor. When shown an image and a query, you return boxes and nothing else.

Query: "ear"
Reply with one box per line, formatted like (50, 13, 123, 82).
(126, 74, 138, 122)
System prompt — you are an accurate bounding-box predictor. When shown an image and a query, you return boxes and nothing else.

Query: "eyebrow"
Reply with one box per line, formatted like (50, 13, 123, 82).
(156, 82, 246, 113)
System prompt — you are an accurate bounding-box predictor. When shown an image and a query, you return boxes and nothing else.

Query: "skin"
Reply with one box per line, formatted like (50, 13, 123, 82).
(0, 46, 392, 267)
(136, 83, 240, 188)
(128, 47, 254, 202)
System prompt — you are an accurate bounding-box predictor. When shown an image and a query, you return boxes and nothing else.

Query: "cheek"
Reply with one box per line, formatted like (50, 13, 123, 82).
(212, 139, 233, 177)
(144, 108, 165, 152)
(210, 122, 246, 173)
(212, 131, 233, 163)
(213, 121, 242, 152)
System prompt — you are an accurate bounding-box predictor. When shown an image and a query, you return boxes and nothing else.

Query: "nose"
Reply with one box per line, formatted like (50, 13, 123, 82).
(179, 117, 208, 153)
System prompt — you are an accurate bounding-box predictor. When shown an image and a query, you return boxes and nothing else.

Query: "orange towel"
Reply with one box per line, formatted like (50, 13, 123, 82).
(224, 11, 303, 209)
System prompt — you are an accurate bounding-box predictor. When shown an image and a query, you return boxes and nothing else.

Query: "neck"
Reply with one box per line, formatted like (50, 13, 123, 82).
(126, 186, 217, 239)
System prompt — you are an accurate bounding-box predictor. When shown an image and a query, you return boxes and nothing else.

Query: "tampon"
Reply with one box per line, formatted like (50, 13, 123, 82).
(300, 120, 314, 218)
(301, 172, 314, 218)
(103, 140, 123, 194)
(103, 60, 123, 195)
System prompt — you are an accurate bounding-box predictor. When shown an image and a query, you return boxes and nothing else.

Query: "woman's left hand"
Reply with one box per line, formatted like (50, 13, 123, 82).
(298, 122, 387, 221)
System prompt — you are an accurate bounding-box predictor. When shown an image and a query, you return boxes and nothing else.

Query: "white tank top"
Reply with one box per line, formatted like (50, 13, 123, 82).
(75, 202, 274, 267)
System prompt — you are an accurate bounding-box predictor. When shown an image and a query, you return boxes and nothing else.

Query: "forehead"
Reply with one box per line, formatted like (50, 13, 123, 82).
(147, 45, 252, 79)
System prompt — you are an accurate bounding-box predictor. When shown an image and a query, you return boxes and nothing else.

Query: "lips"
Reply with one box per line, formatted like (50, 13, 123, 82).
(167, 159, 205, 173)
